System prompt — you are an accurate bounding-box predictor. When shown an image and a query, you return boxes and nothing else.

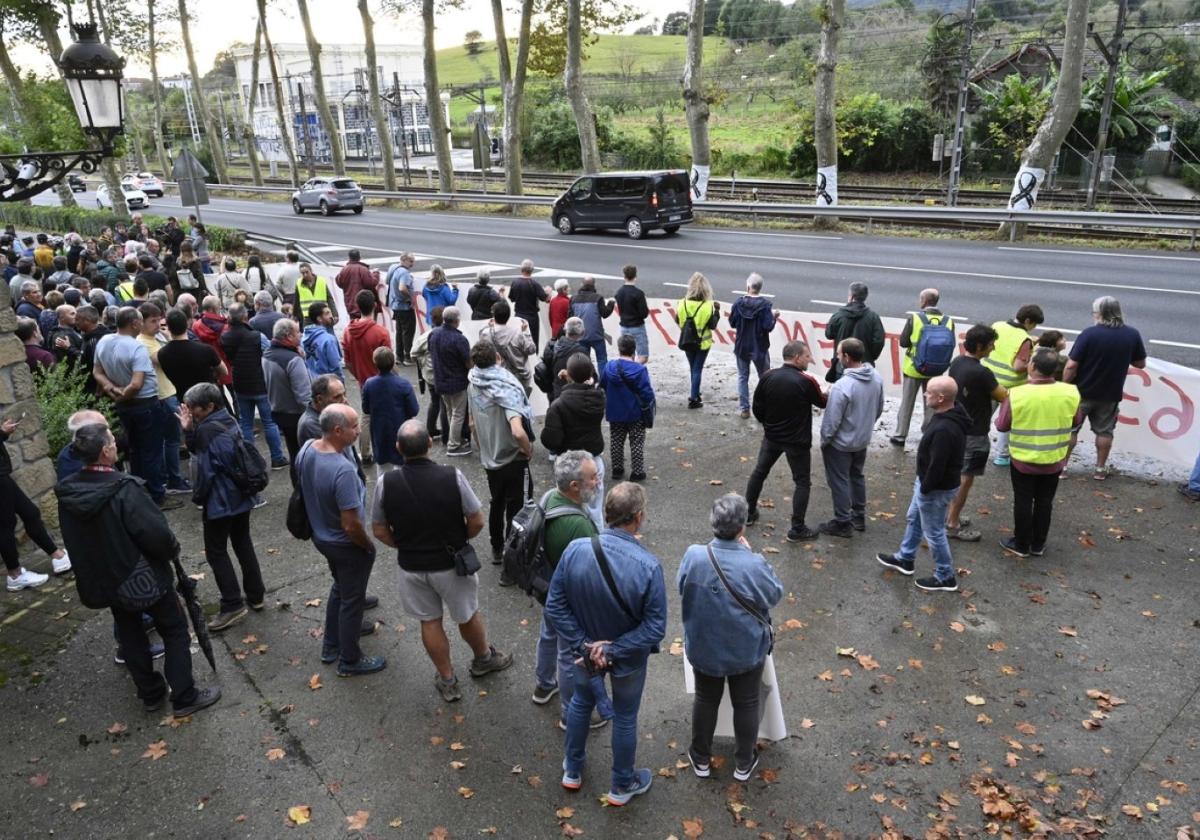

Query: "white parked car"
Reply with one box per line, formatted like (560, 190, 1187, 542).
(97, 183, 148, 210)
(126, 171, 165, 197)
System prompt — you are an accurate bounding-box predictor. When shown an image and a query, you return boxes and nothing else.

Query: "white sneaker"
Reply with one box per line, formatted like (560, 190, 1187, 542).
(7, 568, 50, 591)
(51, 552, 72, 575)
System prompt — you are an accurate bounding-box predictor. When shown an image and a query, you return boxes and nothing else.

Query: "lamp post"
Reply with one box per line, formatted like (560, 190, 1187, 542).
(1, 23, 126, 202)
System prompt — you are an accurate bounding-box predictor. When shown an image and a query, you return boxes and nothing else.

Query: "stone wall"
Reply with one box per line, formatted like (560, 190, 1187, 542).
(0, 280, 59, 527)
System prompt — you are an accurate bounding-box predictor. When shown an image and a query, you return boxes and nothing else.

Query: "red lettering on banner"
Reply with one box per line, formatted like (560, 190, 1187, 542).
(1149, 376, 1194, 440)
(1118, 368, 1150, 427)
(775, 318, 811, 346)
(812, 318, 836, 374)
(649, 304, 678, 348)
(884, 332, 904, 386)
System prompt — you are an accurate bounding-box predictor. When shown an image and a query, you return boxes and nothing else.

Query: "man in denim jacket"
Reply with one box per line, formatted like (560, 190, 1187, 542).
(544, 482, 666, 807)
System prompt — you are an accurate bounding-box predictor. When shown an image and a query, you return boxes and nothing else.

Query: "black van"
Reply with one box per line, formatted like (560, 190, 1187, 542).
(551, 170, 693, 240)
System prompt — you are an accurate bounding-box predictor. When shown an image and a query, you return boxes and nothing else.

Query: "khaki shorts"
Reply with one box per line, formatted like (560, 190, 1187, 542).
(1074, 399, 1119, 438)
(962, 434, 990, 477)
(398, 568, 479, 624)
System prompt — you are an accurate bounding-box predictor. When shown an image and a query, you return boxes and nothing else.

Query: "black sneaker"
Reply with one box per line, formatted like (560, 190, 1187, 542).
(915, 575, 958, 592)
(851, 518, 866, 532)
(629, 472, 646, 482)
(157, 496, 184, 511)
(876, 553, 915, 576)
(320, 646, 338, 664)
(270, 458, 290, 471)
(337, 655, 387, 677)
(688, 748, 711, 779)
(818, 520, 854, 538)
(785, 526, 819, 542)
(889, 436, 906, 447)
(363, 594, 379, 611)
(999, 537, 1030, 558)
(531, 684, 559, 705)
(172, 686, 222, 717)
(498, 571, 517, 587)
(143, 694, 166, 713)
(1029, 544, 1046, 557)
(733, 751, 760, 782)
(360, 619, 376, 636)
(611, 467, 625, 480)
(746, 508, 760, 525)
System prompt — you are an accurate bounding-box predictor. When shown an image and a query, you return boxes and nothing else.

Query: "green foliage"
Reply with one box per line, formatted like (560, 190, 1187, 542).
(521, 95, 615, 169)
(527, 0, 643, 77)
(970, 72, 1054, 170)
(33, 363, 116, 461)
(1073, 60, 1174, 155)
(661, 11, 689, 35)
(0, 204, 244, 251)
(1181, 163, 1200, 192)
(920, 18, 966, 117)
(0, 73, 88, 156)
(609, 109, 688, 169)
(788, 95, 937, 175)
(1160, 36, 1200, 101)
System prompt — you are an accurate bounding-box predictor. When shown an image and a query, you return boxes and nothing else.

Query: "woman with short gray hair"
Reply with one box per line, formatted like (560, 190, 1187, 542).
(677, 493, 783, 782)
(467, 268, 501, 321)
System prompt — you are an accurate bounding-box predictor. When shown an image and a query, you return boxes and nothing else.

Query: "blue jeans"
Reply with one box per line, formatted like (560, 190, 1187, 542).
(235, 393, 285, 463)
(620, 325, 649, 359)
(1189, 449, 1200, 492)
(536, 617, 612, 720)
(116, 400, 165, 502)
(684, 348, 709, 402)
(564, 664, 647, 791)
(160, 396, 186, 488)
(736, 351, 769, 412)
(581, 337, 607, 370)
(898, 478, 957, 580)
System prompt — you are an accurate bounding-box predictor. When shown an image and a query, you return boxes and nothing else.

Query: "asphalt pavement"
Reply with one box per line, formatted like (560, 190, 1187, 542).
(2, 350, 1198, 839)
(35, 188, 1200, 367)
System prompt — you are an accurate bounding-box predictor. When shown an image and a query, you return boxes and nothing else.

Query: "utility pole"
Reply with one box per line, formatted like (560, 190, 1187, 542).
(945, 0, 978, 208)
(1086, 0, 1129, 211)
(393, 70, 411, 185)
(215, 89, 230, 147)
(296, 81, 317, 178)
(355, 68, 375, 176)
(479, 80, 489, 192)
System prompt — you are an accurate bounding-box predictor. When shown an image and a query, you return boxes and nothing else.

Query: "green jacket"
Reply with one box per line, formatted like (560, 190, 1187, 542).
(543, 489, 597, 568)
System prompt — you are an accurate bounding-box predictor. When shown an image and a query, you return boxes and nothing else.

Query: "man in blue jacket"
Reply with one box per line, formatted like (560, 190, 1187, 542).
(568, 276, 615, 369)
(544, 482, 666, 807)
(302, 302, 343, 380)
(728, 272, 778, 419)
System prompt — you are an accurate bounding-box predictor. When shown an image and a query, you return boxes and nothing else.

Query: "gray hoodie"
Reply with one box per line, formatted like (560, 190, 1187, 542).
(820, 363, 884, 452)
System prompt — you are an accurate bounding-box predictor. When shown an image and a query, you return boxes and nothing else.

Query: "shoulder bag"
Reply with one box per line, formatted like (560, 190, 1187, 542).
(395, 470, 481, 576)
(706, 545, 774, 653)
(592, 535, 637, 622)
(286, 440, 314, 540)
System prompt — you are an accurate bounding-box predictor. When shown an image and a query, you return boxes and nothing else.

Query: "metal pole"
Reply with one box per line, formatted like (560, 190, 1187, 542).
(945, 0, 977, 208)
(479, 80, 488, 193)
(356, 68, 375, 176)
(393, 71, 411, 186)
(186, 150, 203, 225)
(296, 81, 316, 178)
(1086, 0, 1128, 211)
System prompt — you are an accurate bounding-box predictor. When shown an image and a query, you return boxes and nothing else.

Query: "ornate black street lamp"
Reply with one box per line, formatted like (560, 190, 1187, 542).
(0, 23, 125, 202)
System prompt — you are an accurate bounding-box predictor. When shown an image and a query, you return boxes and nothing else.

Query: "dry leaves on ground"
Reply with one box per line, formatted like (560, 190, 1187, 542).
(309, 674, 323, 691)
(106, 722, 127, 735)
(682, 817, 704, 838)
(346, 810, 369, 831)
(286, 805, 311, 825)
(141, 740, 168, 760)
(266, 748, 286, 761)
(964, 695, 986, 706)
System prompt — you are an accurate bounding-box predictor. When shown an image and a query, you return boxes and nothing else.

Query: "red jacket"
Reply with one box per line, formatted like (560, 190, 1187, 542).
(193, 314, 233, 385)
(335, 261, 378, 318)
(549, 293, 571, 340)
(341, 316, 392, 384)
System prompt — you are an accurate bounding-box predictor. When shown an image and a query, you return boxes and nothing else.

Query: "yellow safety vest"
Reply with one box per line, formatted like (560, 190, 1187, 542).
(981, 321, 1031, 388)
(297, 275, 328, 311)
(901, 310, 954, 379)
(1008, 381, 1080, 465)
(116, 281, 136, 302)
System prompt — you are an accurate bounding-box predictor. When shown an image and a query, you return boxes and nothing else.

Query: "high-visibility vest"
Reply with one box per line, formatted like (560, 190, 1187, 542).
(1008, 381, 1080, 465)
(116, 281, 136, 302)
(901, 310, 954, 379)
(981, 321, 1032, 388)
(297, 275, 328, 313)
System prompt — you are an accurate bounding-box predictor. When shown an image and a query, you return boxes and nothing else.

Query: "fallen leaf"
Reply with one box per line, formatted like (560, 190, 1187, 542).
(266, 748, 286, 761)
(782, 619, 804, 630)
(106, 722, 127, 735)
(69, 799, 86, 812)
(987, 641, 1007, 652)
(758, 767, 779, 783)
(29, 773, 49, 787)
(940, 791, 960, 807)
(449, 741, 466, 751)
(856, 654, 880, 671)
(964, 695, 986, 706)
(287, 805, 312, 825)
(241, 634, 257, 644)
(682, 817, 704, 838)
(1083, 719, 1103, 730)
(561, 824, 584, 838)
(428, 828, 448, 840)
(908, 659, 923, 670)
(708, 479, 723, 486)
(309, 673, 323, 691)
(919, 752, 933, 765)
(304, 598, 321, 607)
(949, 622, 965, 633)
(346, 810, 369, 831)
(430, 736, 445, 746)
(141, 740, 168, 761)
(871, 793, 887, 803)
(388, 818, 403, 828)
(669, 639, 684, 656)
(1058, 626, 1079, 637)
(1121, 804, 1143, 819)
(450, 760, 467, 770)
(527, 775, 542, 788)
(817, 670, 833, 681)
(977, 713, 993, 725)
(800, 718, 815, 729)
(457, 786, 474, 799)
(657, 767, 677, 778)
(556, 806, 576, 820)
(836, 646, 857, 657)
(1016, 722, 1037, 735)
(1078, 534, 1096, 548)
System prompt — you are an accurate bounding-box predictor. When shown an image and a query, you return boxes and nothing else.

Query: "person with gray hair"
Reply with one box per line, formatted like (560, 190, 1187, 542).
(249, 290, 284, 341)
(177, 382, 267, 632)
(825, 282, 885, 382)
(729, 271, 779, 418)
(467, 268, 501, 320)
(263, 317, 312, 468)
(428, 305, 473, 456)
(677, 493, 783, 781)
(1063, 295, 1147, 479)
(15, 279, 43, 320)
(891, 288, 950, 446)
(544, 480, 665, 805)
(216, 257, 251, 310)
(386, 251, 417, 363)
(299, 404, 384, 676)
(550, 277, 572, 343)
(509, 258, 550, 348)
(540, 316, 587, 402)
(221, 300, 289, 470)
(568, 276, 615, 368)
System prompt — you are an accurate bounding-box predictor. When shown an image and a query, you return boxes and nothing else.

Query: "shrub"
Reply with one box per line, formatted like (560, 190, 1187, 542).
(33, 363, 116, 461)
(0, 203, 244, 251)
(521, 96, 614, 170)
(1182, 163, 1200, 192)
(789, 97, 938, 176)
(609, 110, 688, 170)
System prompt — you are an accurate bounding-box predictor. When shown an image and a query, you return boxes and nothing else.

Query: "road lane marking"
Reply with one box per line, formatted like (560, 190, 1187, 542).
(1040, 326, 1081, 334)
(732, 290, 775, 297)
(1150, 339, 1200, 349)
(811, 299, 845, 307)
(998, 246, 1200, 262)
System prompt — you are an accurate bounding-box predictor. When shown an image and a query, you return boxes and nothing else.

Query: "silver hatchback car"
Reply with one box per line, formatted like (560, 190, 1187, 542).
(291, 177, 365, 215)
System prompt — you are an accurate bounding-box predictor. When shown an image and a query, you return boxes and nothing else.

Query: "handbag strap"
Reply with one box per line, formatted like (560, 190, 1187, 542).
(615, 363, 649, 412)
(592, 535, 637, 622)
(706, 545, 774, 642)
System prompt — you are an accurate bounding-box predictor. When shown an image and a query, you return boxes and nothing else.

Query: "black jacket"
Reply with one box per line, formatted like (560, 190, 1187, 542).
(55, 470, 179, 609)
(80, 325, 112, 393)
(220, 321, 268, 396)
(751, 365, 827, 447)
(540, 383, 606, 456)
(466, 283, 500, 320)
(0, 429, 13, 477)
(825, 301, 886, 373)
(542, 337, 585, 402)
(916, 405, 970, 494)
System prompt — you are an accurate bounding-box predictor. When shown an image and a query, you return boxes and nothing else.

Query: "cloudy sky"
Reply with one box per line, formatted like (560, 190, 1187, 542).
(17, 0, 691, 78)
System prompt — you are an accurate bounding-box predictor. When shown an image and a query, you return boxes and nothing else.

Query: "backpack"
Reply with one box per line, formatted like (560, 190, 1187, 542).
(913, 312, 955, 376)
(533, 340, 556, 394)
(228, 435, 270, 496)
(286, 441, 313, 541)
(678, 300, 703, 352)
(502, 487, 585, 604)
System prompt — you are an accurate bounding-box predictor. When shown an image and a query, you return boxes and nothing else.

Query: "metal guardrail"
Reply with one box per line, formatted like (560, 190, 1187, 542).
(187, 183, 1200, 247)
(241, 230, 327, 265)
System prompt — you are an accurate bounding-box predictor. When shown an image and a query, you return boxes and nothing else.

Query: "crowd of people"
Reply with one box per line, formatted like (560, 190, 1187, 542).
(5, 224, 1199, 806)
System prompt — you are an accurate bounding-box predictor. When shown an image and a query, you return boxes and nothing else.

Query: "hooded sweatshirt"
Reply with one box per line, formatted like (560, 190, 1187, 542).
(820, 363, 885, 452)
(915, 405, 971, 494)
(540, 383, 606, 455)
(55, 470, 179, 609)
(824, 301, 886, 367)
(302, 324, 343, 379)
(341, 316, 391, 384)
(186, 408, 256, 519)
(729, 294, 776, 358)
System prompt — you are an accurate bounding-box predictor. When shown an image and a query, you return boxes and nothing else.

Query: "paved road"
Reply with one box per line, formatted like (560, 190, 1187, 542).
(41, 189, 1200, 365)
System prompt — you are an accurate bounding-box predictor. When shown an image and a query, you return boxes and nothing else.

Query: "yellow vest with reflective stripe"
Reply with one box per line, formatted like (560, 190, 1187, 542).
(981, 321, 1031, 388)
(1008, 381, 1080, 465)
(901, 311, 954, 379)
(116, 281, 136, 302)
(297, 275, 328, 311)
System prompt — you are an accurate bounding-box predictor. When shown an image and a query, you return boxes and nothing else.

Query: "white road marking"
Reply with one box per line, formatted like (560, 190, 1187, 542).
(663, 282, 689, 289)
(998, 246, 1200, 262)
(1040, 326, 1081, 334)
(732, 290, 776, 297)
(307, 245, 347, 253)
(811, 299, 845, 307)
(1150, 339, 1200, 349)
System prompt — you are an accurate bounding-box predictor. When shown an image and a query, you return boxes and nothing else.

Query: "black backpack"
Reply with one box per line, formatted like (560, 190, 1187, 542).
(228, 434, 270, 496)
(534, 340, 556, 395)
(502, 484, 585, 604)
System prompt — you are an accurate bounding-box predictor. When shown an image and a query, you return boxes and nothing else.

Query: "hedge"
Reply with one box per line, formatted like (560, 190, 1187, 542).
(0, 203, 244, 251)
(1182, 163, 1200, 193)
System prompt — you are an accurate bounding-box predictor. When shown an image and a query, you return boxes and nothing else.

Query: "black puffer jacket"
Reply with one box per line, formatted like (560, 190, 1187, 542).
(220, 321, 268, 395)
(541, 337, 585, 402)
(540, 383, 605, 456)
(55, 470, 179, 609)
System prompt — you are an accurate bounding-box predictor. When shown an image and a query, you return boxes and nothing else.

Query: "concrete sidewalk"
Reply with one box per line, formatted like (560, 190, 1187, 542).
(2, 352, 1197, 840)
